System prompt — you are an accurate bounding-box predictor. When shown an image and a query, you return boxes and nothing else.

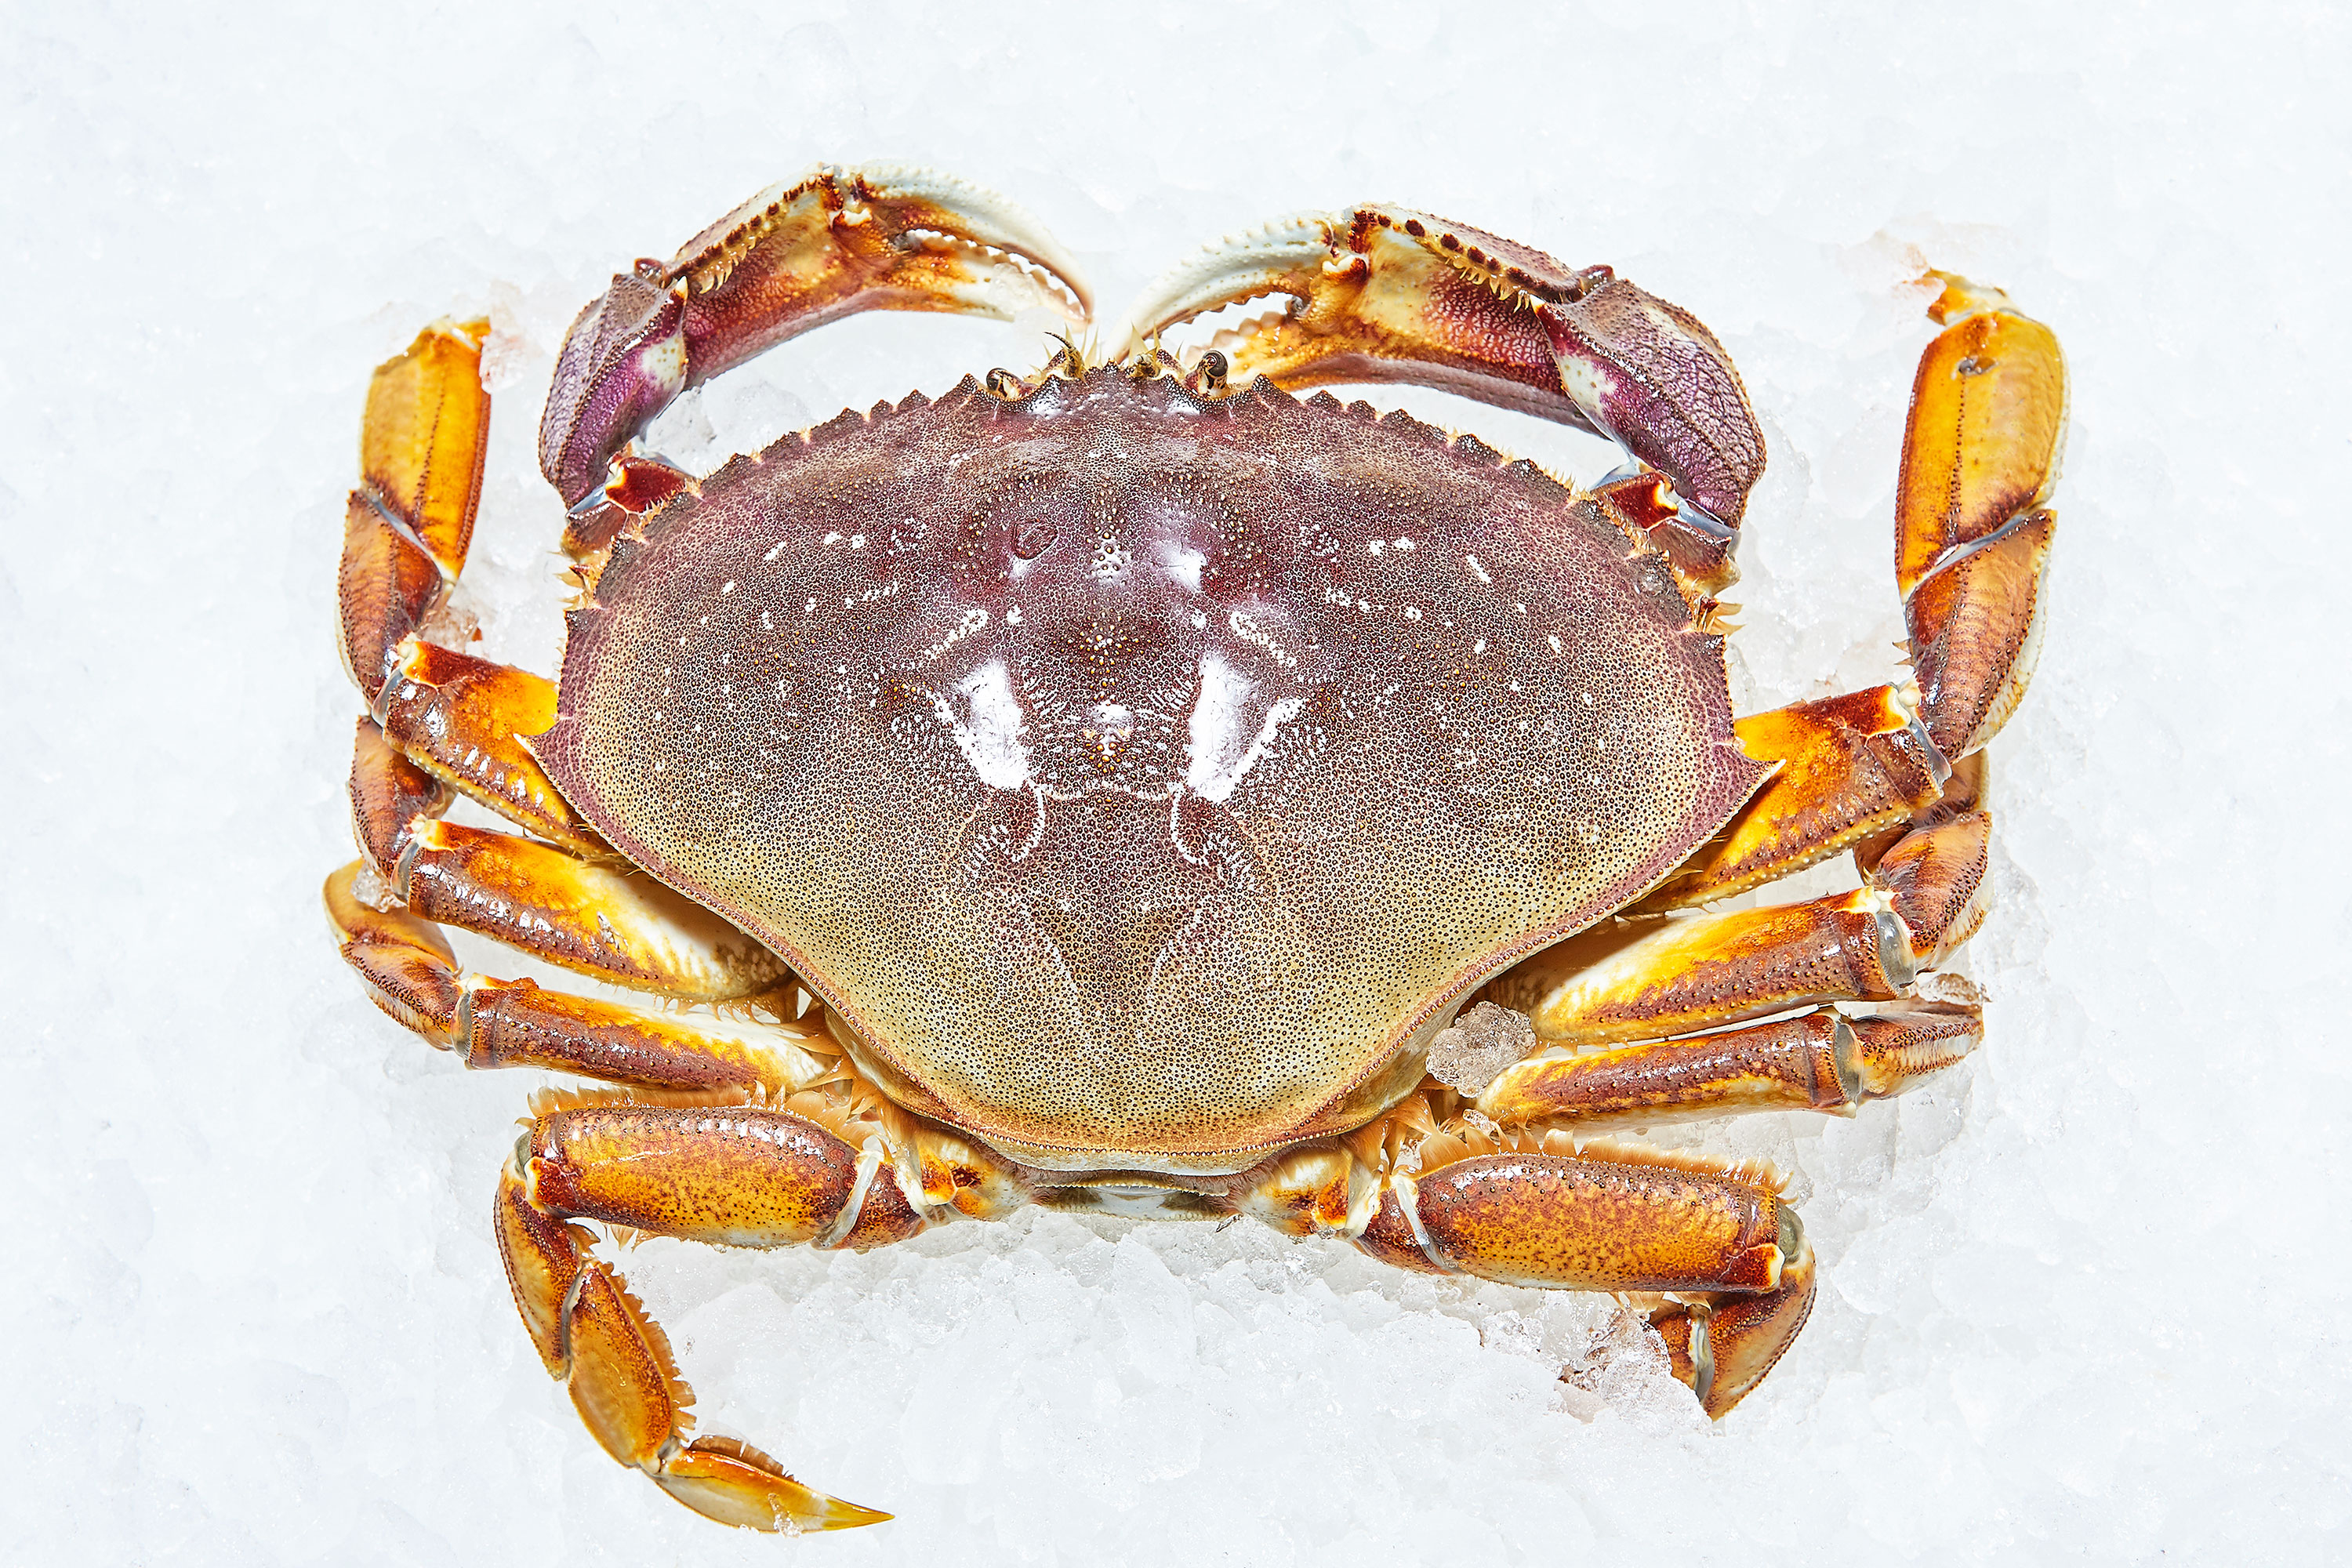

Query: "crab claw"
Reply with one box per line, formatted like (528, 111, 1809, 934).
(541, 163, 1091, 506)
(1120, 205, 1763, 525)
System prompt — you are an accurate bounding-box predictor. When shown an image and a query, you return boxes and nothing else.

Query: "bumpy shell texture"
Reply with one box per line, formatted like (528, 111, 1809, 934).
(542, 370, 1765, 1171)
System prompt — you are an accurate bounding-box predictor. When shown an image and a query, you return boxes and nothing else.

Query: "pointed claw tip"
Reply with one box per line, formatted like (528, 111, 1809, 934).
(1116, 209, 1341, 349)
(824, 159, 1094, 321)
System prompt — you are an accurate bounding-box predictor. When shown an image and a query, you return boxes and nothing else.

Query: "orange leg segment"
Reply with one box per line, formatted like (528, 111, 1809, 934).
(1492, 807, 1995, 1048)
(1895, 278, 2066, 597)
(497, 1098, 1029, 1530)
(494, 1149, 891, 1533)
(328, 860, 466, 1043)
(1339, 1134, 1816, 1417)
(338, 319, 489, 704)
(1475, 1003, 1982, 1131)
(1896, 274, 2066, 758)
(347, 716, 452, 881)
(337, 495, 447, 706)
(1907, 509, 2056, 760)
(325, 862, 818, 1094)
(1406, 1149, 1792, 1294)
(1641, 684, 1947, 911)
(1490, 890, 1910, 1048)
(372, 639, 604, 855)
(361, 317, 491, 578)
(1645, 1259, 1820, 1419)
(394, 822, 786, 1001)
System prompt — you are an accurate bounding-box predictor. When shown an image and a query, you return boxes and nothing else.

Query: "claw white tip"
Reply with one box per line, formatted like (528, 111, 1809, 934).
(840, 162, 1094, 321)
(685, 162, 1092, 323)
(1115, 212, 1340, 360)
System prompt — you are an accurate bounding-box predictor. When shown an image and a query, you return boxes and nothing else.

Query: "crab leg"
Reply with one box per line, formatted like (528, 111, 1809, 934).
(339, 412, 789, 1007)
(1357, 323, 2044, 1427)
(326, 862, 823, 1093)
(328, 303, 845, 1079)
(1120, 205, 1765, 529)
(1475, 1003, 1983, 1131)
(1896, 275, 2065, 759)
(1639, 685, 1948, 911)
(338, 320, 605, 857)
(495, 1135, 887, 1533)
(1341, 1138, 1814, 1417)
(1490, 810, 1992, 1048)
(336, 322, 769, 1009)
(337, 319, 489, 705)
(496, 1096, 1026, 1530)
(1642, 277, 2062, 912)
(388, 821, 786, 1000)
(371, 639, 604, 854)
(539, 163, 1091, 510)
(347, 714, 786, 1004)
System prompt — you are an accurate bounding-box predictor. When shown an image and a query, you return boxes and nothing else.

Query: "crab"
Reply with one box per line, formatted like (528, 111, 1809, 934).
(325, 164, 2065, 1532)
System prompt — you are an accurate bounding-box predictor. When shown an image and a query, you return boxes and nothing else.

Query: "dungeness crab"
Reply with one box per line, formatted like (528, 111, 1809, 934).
(325, 165, 2064, 1530)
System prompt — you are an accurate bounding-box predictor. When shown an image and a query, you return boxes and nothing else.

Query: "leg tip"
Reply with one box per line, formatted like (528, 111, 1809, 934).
(1652, 1209, 1820, 1418)
(655, 1436, 893, 1532)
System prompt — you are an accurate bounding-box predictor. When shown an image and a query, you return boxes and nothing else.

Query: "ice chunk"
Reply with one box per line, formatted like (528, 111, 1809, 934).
(1427, 1000, 1538, 1094)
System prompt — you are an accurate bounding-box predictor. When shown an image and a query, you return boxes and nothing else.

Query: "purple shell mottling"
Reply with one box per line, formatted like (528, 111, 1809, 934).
(542, 369, 1764, 1172)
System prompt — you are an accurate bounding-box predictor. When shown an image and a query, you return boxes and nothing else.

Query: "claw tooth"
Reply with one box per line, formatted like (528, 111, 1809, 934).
(681, 162, 1091, 325)
(1116, 210, 1341, 358)
(832, 160, 1092, 319)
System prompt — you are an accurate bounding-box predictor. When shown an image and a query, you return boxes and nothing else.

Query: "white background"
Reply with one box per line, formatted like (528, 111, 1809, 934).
(7, 2, 2347, 1563)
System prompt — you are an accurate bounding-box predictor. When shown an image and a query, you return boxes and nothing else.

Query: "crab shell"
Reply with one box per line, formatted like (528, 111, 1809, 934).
(542, 367, 1767, 1174)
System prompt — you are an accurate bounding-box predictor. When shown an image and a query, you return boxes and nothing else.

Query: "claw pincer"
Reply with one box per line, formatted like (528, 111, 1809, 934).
(540, 163, 1090, 508)
(1120, 202, 1765, 526)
